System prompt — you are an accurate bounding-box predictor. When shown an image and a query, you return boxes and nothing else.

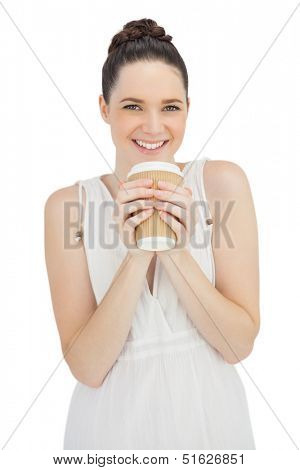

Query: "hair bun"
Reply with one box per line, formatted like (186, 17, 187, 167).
(108, 18, 173, 54)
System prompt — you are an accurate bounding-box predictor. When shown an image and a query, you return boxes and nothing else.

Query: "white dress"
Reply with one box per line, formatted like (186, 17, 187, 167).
(63, 157, 256, 450)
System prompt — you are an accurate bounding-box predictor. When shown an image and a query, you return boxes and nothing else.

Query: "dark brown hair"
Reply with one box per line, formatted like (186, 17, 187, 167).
(102, 18, 188, 105)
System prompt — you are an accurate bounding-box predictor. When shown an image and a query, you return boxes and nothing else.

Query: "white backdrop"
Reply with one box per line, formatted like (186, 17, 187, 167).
(1, 0, 299, 467)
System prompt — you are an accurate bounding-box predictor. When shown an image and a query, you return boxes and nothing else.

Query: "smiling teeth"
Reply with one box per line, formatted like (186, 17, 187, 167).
(135, 140, 165, 149)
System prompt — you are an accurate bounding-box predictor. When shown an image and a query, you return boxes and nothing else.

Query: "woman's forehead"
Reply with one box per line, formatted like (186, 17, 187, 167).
(113, 63, 184, 99)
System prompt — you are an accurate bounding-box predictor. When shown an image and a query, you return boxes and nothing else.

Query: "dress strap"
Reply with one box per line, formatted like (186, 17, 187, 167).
(197, 158, 214, 227)
(74, 180, 84, 243)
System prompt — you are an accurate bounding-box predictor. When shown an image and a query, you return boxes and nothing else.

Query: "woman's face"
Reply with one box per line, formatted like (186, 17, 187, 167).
(99, 61, 190, 169)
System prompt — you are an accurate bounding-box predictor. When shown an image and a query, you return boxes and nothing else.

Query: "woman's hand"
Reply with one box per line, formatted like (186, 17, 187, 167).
(113, 178, 155, 259)
(153, 180, 200, 251)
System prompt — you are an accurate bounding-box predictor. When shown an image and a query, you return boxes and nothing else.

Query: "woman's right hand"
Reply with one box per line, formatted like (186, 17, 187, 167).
(113, 178, 155, 258)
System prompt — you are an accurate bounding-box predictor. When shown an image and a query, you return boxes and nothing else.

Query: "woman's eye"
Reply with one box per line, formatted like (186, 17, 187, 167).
(123, 104, 180, 111)
(123, 104, 140, 110)
(164, 105, 180, 111)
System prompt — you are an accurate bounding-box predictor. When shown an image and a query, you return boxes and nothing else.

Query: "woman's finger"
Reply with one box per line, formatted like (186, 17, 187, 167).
(124, 208, 154, 230)
(120, 208, 154, 250)
(154, 201, 187, 228)
(157, 180, 193, 197)
(114, 202, 151, 225)
(184, 186, 193, 196)
(153, 188, 189, 208)
(119, 178, 153, 189)
(159, 211, 188, 249)
(118, 187, 155, 204)
(121, 199, 154, 221)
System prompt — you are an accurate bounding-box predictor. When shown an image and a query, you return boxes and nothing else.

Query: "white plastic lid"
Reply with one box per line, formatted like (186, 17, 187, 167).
(137, 236, 176, 251)
(127, 161, 183, 179)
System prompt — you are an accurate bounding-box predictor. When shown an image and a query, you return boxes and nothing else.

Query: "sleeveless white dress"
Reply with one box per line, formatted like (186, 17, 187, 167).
(63, 157, 256, 450)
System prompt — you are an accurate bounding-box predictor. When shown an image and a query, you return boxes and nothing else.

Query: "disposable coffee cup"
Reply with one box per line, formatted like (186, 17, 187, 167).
(126, 161, 184, 251)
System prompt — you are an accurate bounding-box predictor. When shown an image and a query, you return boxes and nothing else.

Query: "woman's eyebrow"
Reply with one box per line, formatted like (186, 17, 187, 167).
(119, 97, 183, 104)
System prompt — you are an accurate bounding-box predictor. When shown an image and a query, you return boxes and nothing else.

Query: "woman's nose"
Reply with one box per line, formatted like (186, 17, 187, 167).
(141, 112, 165, 133)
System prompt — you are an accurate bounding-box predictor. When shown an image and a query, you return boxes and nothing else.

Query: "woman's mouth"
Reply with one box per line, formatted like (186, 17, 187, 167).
(132, 139, 169, 154)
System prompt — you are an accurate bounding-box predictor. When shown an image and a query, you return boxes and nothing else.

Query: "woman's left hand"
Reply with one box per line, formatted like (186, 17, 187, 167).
(153, 180, 200, 250)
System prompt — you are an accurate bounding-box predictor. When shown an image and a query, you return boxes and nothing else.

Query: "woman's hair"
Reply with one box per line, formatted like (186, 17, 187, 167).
(102, 18, 188, 105)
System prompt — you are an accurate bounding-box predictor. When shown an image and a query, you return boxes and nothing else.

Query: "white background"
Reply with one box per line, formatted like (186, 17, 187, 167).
(1, 0, 299, 467)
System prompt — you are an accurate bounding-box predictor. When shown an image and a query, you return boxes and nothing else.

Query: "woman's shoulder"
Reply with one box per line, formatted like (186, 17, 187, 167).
(44, 182, 86, 237)
(203, 159, 253, 220)
(45, 183, 81, 211)
(204, 158, 248, 182)
(204, 159, 250, 193)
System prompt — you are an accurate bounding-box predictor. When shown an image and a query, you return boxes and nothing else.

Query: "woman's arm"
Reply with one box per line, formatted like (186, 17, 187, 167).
(44, 184, 153, 388)
(157, 161, 260, 364)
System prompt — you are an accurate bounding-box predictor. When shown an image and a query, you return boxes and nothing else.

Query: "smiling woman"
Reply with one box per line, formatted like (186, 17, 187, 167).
(99, 62, 189, 170)
(44, 17, 258, 451)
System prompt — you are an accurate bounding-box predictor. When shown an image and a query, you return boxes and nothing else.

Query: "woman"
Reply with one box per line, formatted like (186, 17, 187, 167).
(44, 18, 260, 450)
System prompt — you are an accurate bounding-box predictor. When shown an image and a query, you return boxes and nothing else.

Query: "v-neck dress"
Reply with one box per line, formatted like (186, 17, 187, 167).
(63, 157, 255, 450)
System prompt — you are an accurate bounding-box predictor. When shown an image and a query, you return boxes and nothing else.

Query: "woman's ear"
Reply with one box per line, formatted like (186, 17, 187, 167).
(99, 95, 110, 124)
